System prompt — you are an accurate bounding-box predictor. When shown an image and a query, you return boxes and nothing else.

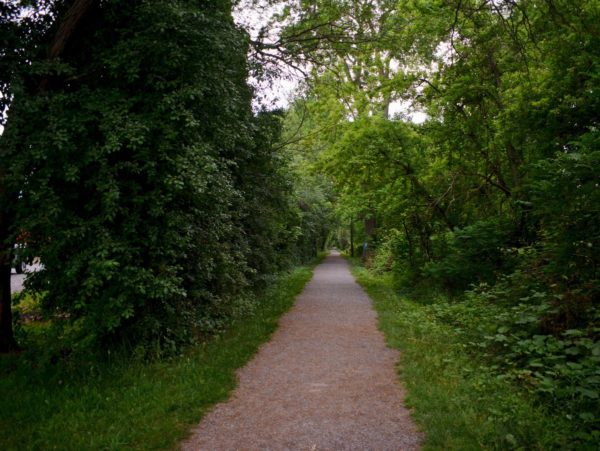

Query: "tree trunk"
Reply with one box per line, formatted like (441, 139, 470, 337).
(350, 217, 355, 257)
(506, 141, 522, 189)
(0, 204, 17, 352)
(402, 219, 414, 266)
(0, 0, 96, 352)
(0, 267, 16, 352)
(364, 215, 377, 237)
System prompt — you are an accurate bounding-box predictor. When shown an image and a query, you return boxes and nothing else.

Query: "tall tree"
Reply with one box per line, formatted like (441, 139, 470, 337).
(0, 0, 74, 352)
(1, 0, 310, 353)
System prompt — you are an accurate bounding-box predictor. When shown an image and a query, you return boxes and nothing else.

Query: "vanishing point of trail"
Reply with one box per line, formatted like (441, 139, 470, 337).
(183, 252, 422, 450)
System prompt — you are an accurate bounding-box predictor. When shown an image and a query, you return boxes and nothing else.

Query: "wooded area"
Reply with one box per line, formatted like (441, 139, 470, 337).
(0, 0, 598, 447)
(0, 0, 333, 356)
(270, 0, 599, 444)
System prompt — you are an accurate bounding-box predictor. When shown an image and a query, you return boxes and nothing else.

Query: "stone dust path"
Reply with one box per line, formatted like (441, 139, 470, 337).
(182, 251, 422, 451)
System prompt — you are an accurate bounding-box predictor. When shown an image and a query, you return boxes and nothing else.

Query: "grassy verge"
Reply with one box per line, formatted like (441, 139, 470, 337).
(0, 262, 318, 450)
(351, 265, 578, 450)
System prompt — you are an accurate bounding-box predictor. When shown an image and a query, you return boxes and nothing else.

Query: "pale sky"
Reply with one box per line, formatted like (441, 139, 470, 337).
(233, 1, 428, 124)
(0, 1, 428, 136)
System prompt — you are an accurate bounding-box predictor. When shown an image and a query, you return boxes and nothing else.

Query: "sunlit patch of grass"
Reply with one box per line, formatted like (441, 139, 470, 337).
(0, 263, 317, 450)
(12, 291, 45, 323)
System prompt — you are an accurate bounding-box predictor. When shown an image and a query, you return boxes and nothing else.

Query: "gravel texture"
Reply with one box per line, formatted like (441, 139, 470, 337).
(182, 251, 422, 450)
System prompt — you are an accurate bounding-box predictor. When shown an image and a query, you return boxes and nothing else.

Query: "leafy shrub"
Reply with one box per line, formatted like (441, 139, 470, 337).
(371, 229, 401, 274)
(529, 146, 600, 299)
(424, 218, 517, 291)
(424, 271, 600, 444)
(4, 1, 326, 357)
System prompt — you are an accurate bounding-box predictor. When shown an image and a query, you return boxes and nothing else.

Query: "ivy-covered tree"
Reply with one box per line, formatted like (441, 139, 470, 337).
(0, 0, 60, 352)
(0, 0, 316, 353)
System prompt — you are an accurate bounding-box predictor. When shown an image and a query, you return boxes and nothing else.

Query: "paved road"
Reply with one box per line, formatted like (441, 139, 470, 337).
(10, 263, 41, 294)
(183, 251, 422, 450)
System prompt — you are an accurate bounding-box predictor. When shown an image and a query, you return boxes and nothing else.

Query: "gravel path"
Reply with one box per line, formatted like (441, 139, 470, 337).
(182, 251, 422, 451)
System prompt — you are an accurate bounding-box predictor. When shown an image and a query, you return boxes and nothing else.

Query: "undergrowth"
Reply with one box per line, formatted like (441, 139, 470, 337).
(0, 262, 318, 450)
(352, 264, 594, 450)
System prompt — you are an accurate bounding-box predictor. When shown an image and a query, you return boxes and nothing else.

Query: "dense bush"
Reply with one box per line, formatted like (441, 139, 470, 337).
(424, 218, 517, 291)
(1, 0, 330, 356)
(530, 148, 600, 300)
(420, 273, 600, 443)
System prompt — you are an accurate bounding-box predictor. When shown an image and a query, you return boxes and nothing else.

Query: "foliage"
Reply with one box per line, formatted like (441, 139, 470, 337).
(272, 0, 600, 446)
(424, 218, 517, 292)
(0, 263, 316, 450)
(0, 0, 332, 355)
(419, 271, 600, 444)
(1, 0, 598, 444)
(529, 148, 600, 297)
(353, 265, 578, 450)
(275, 0, 599, 290)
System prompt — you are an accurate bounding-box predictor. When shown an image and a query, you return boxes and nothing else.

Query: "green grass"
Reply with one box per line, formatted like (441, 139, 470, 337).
(0, 263, 317, 450)
(351, 265, 579, 451)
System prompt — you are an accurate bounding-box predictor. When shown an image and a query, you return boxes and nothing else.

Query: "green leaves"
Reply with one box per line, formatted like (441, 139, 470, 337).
(268, 0, 600, 445)
(1, 0, 317, 356)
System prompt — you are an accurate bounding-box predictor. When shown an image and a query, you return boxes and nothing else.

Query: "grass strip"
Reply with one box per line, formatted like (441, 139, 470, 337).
(352, 265, 576, 450)
(0, 263, 317, 450)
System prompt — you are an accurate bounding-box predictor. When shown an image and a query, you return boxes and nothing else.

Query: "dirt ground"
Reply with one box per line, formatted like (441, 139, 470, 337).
(182, 251, 422, 450)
